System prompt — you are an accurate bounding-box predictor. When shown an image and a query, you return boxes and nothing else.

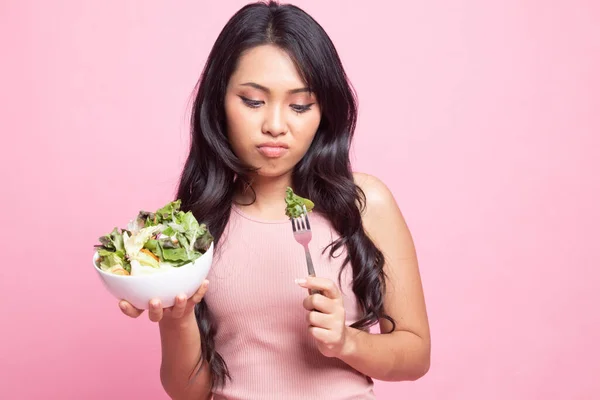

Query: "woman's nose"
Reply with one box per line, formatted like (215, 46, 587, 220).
(262, 105, 287, 137)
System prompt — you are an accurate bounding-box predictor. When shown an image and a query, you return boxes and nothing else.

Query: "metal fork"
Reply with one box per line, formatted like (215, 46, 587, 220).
(291, 205, 322, 296)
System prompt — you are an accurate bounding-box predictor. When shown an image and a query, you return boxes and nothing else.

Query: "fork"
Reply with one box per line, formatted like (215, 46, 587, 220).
(290, 205, 322, 296)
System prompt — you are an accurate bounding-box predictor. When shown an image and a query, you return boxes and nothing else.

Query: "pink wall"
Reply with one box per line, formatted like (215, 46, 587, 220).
(2, 1, 599, 399)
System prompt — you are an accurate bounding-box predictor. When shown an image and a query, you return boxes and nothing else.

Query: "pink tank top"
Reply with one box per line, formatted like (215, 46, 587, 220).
(204, 205, 376, 400)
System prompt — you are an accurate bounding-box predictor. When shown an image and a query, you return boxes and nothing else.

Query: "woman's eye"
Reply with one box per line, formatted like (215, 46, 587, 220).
(240, 96, 264, 108)
(290, 104, 313, 114)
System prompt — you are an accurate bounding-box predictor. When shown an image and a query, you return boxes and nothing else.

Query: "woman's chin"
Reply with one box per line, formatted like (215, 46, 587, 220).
(253, 165, 294, 179)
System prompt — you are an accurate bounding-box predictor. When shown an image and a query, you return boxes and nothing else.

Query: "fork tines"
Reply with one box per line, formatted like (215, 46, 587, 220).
(291, 206, 311, 232)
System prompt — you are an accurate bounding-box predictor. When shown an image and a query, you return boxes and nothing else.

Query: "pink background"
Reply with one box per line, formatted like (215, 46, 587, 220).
(2, 0, 599, 399)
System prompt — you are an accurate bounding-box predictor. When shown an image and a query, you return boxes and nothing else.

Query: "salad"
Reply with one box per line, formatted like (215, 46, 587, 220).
(284, 187, 315, 218)
(94, 200, 213, 276)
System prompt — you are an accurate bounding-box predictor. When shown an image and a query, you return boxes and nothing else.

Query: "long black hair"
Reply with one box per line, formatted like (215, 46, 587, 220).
(176, 0, 395, 389)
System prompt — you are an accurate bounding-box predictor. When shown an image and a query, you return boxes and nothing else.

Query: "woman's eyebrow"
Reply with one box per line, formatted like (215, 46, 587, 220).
(240, 82, 310, 94)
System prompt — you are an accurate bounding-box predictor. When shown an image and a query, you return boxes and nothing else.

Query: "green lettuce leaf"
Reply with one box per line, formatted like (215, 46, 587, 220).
(123, 225, 161, 258)
(97, 229, 132, 272)
(162, 247, 201, 265)
(284, 187, 315, 218)
(155, 200, 182, 223)
(167, 222, 185, 233)
(177, 234, 190, 251)
(98, 227, 124, 252)
(143, 239, 163, 260)
(133, 250, 160, 269)
(98, 252, 123, 270)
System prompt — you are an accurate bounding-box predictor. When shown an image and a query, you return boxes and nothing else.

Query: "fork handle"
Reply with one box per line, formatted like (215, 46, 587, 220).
(305, 249, 322, 296)
(305, 248, 316, 276)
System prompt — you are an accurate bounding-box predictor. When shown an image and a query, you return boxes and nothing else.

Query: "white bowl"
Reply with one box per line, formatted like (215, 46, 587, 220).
(93, 243, 213, 310)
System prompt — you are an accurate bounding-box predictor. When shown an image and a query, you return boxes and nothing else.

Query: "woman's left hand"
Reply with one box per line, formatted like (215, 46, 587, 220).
(296, 276, 351, 358)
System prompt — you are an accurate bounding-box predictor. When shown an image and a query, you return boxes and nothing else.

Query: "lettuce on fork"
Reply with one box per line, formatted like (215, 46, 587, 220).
(94, 200, 213, 276)
(284, 187, 315, 218)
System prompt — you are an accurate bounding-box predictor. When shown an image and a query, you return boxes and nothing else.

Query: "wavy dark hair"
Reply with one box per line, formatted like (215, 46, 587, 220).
(175, 0, 395, 389)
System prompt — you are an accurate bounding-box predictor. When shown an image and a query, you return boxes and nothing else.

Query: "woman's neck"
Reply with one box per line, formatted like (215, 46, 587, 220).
(234, 173, 292, 220)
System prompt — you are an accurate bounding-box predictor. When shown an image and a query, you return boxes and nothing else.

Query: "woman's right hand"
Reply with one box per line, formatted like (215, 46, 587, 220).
(118, 279, 209, 323)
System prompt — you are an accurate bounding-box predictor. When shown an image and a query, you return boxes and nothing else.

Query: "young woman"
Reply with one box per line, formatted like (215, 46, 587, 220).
(119, 1, 430, 399)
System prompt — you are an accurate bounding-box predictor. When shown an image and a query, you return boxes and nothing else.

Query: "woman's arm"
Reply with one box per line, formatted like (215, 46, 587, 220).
(119, 281, 213, 400)
(349, 172, 430, 380)
(299, 173, 430, 381)
(159, 313, 213, 400)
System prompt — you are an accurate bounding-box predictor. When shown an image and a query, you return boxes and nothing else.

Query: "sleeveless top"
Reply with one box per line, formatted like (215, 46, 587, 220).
(203, 205, 376, 400)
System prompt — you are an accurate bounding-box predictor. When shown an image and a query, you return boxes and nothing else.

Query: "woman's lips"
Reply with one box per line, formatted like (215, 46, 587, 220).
(257, 144, 288, 158)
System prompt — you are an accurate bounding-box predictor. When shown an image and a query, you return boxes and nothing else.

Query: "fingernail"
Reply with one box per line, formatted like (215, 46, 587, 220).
(151, 300, 160, 309)
(295, 278, 307, 285)
(119, 302, 127, 311)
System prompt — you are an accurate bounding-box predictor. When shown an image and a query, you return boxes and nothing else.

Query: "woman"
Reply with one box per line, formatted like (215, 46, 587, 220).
(119, 1, 430, 399)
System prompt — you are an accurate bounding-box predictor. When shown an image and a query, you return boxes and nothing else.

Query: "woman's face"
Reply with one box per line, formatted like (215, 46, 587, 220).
(224, 45, 321, 178)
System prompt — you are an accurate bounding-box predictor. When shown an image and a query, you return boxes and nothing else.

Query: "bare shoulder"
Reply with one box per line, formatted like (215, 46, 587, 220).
(352, 171, 415, 255)
(353, 172, 403, 220)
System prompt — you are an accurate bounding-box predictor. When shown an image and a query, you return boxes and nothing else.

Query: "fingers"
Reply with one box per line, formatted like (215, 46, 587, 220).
(308, 326, 341, 345)
(169, 294, 187, 319)
(296, 277, 340, 299)
(148, 299, 164, 322)
(119, 280, 209, 323)
(306, 309, 334, 328)
(119, 300, 143, 318)
(151, 280, 208, 321)
(189, 280, 209, 304)
(303, 293, 338, 313)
